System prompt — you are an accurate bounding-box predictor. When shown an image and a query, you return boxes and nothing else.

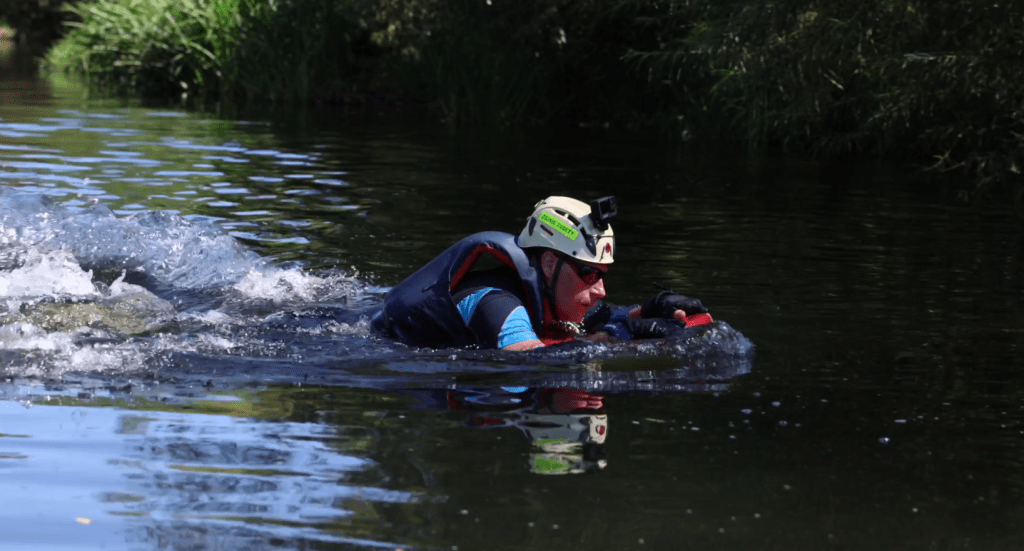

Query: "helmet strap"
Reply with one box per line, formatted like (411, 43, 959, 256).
(546, 254, 585, 334)
(545, 255, 567, 311)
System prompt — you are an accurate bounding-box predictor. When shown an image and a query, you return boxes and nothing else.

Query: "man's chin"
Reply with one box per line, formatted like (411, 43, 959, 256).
(556, 312, 586, 325)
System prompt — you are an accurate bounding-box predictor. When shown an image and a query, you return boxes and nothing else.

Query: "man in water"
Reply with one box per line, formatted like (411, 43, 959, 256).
(371, 196, 711, 349)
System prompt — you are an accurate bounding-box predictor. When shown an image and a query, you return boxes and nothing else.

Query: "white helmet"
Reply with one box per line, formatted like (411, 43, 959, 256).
(517, 196, 616, 264)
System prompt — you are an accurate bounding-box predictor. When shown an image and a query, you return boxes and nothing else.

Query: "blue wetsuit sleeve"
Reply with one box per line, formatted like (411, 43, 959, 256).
(496, 306, 537, 348)
(455, 287, 538, 348)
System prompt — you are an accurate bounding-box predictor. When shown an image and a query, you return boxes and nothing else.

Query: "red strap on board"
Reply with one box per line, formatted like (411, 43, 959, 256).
(680, 312, 713, 328)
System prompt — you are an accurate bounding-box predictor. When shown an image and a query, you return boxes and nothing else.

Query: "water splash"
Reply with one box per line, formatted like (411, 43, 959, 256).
(0, 187, 264, 289)
(0, 187, 372, 379)
(0, 187, 367, 298)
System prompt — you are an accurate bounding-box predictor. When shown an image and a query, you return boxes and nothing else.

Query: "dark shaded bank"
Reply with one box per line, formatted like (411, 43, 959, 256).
(6, 0, 1024, 197)
(0, 0, 90, 49)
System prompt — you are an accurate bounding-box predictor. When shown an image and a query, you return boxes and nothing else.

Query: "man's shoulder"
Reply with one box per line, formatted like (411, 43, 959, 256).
(451, 266, 524, 300)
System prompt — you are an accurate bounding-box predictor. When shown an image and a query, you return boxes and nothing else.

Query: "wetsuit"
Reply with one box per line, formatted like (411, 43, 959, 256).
(450, 267, 539, 349)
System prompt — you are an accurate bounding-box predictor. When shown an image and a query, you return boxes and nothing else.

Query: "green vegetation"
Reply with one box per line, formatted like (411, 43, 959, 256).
(8, 0, 1023, 193)
(46, 0, 235, 100)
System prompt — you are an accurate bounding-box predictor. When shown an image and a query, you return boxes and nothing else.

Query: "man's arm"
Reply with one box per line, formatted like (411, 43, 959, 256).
(502, 338, 545, 351)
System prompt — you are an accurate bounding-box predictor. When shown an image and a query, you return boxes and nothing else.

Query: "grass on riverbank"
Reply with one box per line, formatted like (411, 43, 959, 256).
(45, 0, 371, 105)
(46, 0, 236, 100)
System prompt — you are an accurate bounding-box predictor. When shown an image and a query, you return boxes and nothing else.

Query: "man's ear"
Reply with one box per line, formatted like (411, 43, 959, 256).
(540, 250, 558, 279)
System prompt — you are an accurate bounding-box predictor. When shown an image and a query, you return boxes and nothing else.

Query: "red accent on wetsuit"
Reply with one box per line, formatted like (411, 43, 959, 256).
(449, 245, 515, 291)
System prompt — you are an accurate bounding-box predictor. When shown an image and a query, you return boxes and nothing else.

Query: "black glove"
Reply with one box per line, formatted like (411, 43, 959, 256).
(582, 302, 611, 334)
(626, 317, 684, 340)
(640, 291, 708, 319)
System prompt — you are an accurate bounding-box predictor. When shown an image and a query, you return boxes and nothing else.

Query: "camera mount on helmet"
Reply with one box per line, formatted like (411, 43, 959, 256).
(589, 196, 617, 231)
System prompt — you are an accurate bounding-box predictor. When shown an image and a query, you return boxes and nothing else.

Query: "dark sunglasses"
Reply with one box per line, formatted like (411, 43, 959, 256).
(561, 255, 606, 285)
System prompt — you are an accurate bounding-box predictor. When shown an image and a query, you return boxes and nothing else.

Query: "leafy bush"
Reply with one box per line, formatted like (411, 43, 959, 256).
(228, 0, 367, 104)
(629, 0, 1024, 190)
(366, 0, 661, 127)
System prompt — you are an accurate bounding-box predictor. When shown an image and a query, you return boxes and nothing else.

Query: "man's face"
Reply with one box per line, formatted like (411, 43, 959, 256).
(544, 251, 608, 323)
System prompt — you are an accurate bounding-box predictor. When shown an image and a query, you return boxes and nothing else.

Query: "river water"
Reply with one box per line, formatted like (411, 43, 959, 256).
(2, 42, 1024, 550)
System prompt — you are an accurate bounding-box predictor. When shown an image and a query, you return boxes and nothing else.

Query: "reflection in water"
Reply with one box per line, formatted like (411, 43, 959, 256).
(452, 387, 608, 475)
(407, 380, 729, 475)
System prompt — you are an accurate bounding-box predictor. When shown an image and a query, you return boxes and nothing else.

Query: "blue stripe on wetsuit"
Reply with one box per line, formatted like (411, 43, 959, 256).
(456, 287, 538, 348)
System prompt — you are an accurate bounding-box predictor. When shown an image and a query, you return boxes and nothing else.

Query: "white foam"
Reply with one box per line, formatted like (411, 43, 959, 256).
(325, 319, 371, 336)
(197, 334, 237, 350)
(0, 323, 76, 352)
(0, 249, 98, 299)
(66, 343, 141, 371)
(184, 310, 233, 324)
(232, 267, 362, 303)
(107, 270, 148, 297)
(292, 319, 371, 337)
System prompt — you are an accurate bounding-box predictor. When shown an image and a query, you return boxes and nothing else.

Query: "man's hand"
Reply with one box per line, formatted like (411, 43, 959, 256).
(625, 317, 682, 340)
(640, 291, 708, 319)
